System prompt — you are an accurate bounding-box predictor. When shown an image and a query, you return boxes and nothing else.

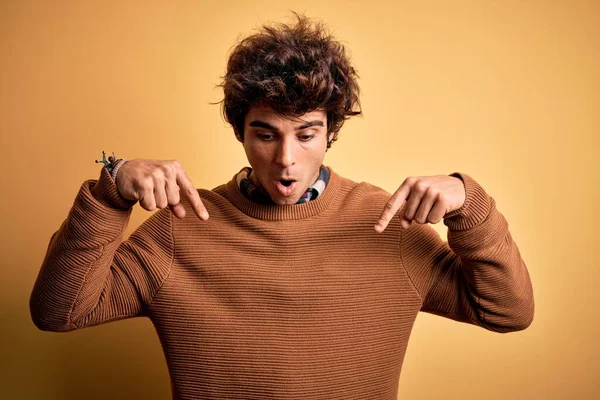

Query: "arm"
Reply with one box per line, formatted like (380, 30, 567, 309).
(30, 167, 174, 332)
(400, 173, 534, 333)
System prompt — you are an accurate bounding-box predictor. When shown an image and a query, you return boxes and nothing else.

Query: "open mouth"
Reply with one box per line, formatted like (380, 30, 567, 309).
(275, 179, 297, 197)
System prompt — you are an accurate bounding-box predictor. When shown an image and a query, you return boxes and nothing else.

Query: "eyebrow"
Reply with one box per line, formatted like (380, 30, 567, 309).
(248, 120, 324, 132)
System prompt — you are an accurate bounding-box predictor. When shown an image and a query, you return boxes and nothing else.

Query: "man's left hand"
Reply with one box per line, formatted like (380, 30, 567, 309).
(375, 175, 466, 233)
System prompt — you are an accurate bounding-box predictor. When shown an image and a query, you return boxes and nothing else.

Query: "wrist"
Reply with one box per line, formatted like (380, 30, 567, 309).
(111, 159, 128, 183)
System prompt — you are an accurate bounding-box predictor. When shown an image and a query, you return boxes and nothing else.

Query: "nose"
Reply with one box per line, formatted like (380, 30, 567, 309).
(275, 137, 296, 168)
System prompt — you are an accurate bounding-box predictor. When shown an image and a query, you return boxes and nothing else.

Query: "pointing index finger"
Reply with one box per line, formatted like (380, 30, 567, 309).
(375, 183, 410, 233)
(176, 170, 209, 220)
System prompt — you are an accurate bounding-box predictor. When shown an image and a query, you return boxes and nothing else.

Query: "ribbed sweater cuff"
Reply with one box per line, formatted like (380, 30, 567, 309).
(443, 172, 491, 231)
(62, 168, 137, 244)
(89, 167, 138, 211)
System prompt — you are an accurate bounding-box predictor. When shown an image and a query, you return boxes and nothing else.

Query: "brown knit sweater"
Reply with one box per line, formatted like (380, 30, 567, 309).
(30, 166, 534, 399)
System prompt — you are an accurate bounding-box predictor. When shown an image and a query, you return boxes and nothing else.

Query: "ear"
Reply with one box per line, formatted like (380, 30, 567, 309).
(234, 128, 244, 143)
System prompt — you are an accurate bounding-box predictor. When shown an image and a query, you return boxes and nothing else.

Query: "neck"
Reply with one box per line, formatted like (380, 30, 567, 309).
(226, 166, 340, 220)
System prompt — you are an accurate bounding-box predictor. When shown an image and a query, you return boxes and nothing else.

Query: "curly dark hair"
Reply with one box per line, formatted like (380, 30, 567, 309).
(218, 13, 361, 148)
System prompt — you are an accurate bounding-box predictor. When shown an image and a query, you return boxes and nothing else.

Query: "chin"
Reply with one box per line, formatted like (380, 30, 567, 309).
(270, 191, 303, 205)
(272, 197, 300, 206)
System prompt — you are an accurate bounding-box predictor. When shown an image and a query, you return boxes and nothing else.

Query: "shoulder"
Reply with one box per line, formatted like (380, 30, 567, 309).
(198, 184, 238, 219)
(337, 174, 391, 203)
(330, 173, 392, 219)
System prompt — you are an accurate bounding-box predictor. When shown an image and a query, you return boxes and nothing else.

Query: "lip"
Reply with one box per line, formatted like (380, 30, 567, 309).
(275, 180, 297, 197)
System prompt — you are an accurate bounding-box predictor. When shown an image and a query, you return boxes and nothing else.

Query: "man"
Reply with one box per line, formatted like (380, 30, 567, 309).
(30, 14, 534, 399)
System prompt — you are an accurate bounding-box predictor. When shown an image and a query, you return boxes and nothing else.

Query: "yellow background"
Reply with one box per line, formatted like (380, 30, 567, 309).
(1, 1, 598, 399)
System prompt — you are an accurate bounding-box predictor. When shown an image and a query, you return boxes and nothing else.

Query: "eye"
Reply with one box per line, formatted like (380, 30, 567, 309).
(298, 134, 315, 142)
(257, 133, 274, 141)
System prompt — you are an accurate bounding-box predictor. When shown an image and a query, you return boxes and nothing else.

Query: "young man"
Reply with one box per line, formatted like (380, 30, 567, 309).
(30, 15, 534, 399)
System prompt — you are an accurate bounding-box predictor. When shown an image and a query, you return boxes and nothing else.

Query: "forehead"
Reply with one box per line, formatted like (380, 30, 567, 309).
(244, 105, 326, 126)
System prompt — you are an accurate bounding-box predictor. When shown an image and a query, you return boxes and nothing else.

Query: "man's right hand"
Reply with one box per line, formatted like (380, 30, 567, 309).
(115, 159, 208, 220)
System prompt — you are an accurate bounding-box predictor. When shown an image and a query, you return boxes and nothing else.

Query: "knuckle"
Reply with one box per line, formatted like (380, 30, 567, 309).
(186, 186, 197, 196)
(160, 163, 175, 178)
(171, 159, 182, 169)
(128, 191, 140, 201)
(414, 181, 428, 193)
(427, 187, 438, 197)
(405, 177, 417, 186)
(132, 178, 149, 192)
(436, 192, 447, 203)
(142, 177, 155, 189)
(151, 169, 164, 180)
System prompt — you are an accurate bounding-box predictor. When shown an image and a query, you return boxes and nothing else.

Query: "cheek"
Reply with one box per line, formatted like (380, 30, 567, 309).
(303, 141, 328, 161)
(244, 143, 272, 166)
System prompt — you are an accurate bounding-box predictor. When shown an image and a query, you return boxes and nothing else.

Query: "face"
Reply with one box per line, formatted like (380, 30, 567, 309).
(236, 105, 331, 205)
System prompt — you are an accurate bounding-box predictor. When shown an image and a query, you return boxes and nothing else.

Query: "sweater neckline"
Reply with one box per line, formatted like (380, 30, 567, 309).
(225, 166, 341, 221)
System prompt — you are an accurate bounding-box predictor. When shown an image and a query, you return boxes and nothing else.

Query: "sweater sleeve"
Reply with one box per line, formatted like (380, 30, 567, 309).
(399, 173, 534, 333)
(30, 167, 174, 332)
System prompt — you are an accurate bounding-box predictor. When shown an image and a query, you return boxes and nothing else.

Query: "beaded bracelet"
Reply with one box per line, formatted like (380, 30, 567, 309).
(95, 151, 128, 182)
